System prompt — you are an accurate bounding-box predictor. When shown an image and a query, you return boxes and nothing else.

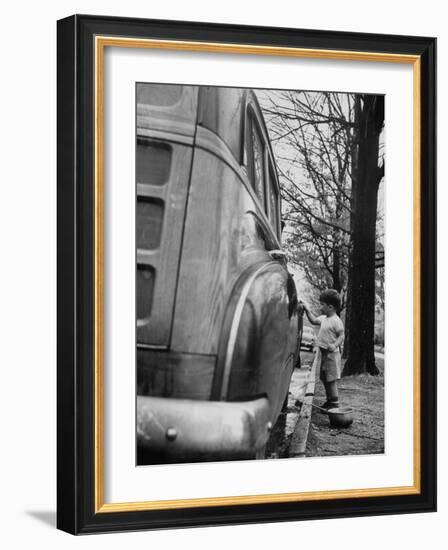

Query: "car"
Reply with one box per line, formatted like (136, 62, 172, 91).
(300, 325, 316, 352)
(136, 84, 301, 464)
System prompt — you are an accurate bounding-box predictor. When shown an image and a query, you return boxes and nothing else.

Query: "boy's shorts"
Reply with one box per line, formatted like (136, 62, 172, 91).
(319, 348, 341, 383)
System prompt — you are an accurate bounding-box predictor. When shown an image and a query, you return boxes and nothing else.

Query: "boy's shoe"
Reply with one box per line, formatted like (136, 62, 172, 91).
(318, 401, 331, 413)
(320, 400, 339, 412)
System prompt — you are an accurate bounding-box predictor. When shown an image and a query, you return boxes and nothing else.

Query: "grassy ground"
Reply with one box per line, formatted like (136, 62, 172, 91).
(305, 357, 385, 457)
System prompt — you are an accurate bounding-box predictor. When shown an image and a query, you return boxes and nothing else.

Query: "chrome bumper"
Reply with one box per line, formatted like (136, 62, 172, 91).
(137, 395, 271, 461)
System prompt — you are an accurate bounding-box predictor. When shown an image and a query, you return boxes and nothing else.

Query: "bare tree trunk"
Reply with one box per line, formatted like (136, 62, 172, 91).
(343, 96, 384, 376)
(342, 105, 358, 360)
(332, 245, 341, 292)
(342, 252, 352, 359)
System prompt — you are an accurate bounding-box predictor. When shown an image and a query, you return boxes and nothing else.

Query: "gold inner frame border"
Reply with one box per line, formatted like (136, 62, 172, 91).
(94, 35, 421, 513)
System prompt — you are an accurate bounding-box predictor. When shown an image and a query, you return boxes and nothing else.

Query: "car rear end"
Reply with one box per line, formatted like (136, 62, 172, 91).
(136, 84, 273, 463)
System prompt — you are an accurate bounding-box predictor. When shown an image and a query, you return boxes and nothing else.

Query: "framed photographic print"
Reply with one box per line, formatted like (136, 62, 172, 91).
(57, 14, 436, 534)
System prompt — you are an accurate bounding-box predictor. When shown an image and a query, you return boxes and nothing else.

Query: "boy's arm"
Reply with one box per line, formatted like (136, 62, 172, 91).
(328, 327, 345, 352)
(301, 303, 321, 326)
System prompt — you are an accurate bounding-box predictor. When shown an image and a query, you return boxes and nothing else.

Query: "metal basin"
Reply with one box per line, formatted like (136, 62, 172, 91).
(327, 407, 354, 428)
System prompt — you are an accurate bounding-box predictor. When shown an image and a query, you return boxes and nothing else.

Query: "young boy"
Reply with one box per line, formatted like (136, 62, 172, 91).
(302, 289, 345, 410)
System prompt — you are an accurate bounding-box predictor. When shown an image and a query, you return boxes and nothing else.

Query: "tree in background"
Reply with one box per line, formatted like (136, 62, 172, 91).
(259, 91, 355, 307)
(343, 95, 384, 376)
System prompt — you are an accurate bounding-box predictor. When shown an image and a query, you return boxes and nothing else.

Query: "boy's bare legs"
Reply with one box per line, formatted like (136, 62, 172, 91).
(323, 380, 339, 408)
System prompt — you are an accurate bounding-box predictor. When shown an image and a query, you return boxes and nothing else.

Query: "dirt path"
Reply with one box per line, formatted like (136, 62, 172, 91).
(306, 357, 384, 457)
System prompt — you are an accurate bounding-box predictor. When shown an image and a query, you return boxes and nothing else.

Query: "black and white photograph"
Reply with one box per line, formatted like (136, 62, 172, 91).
(135, 83, 385, 465)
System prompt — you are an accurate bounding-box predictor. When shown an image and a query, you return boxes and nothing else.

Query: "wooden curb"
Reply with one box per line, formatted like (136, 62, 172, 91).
(288, 353, 318, 457)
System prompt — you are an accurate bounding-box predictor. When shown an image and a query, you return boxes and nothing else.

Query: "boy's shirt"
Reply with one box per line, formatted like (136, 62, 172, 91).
(316, 314, 344, 350)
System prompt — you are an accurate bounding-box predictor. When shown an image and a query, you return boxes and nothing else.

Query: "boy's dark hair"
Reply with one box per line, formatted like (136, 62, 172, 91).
(319, 289, 341, 311)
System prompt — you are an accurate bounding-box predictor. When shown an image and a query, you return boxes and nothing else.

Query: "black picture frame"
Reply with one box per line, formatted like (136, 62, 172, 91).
(57, 14, 436, 534)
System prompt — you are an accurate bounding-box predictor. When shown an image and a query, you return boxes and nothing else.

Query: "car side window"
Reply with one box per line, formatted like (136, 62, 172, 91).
(247, 112, 266, 211)
(267, 164, 279, 235)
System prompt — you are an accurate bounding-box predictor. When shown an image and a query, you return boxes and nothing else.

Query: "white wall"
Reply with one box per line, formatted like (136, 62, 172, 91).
(0, 0, 444, 547)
